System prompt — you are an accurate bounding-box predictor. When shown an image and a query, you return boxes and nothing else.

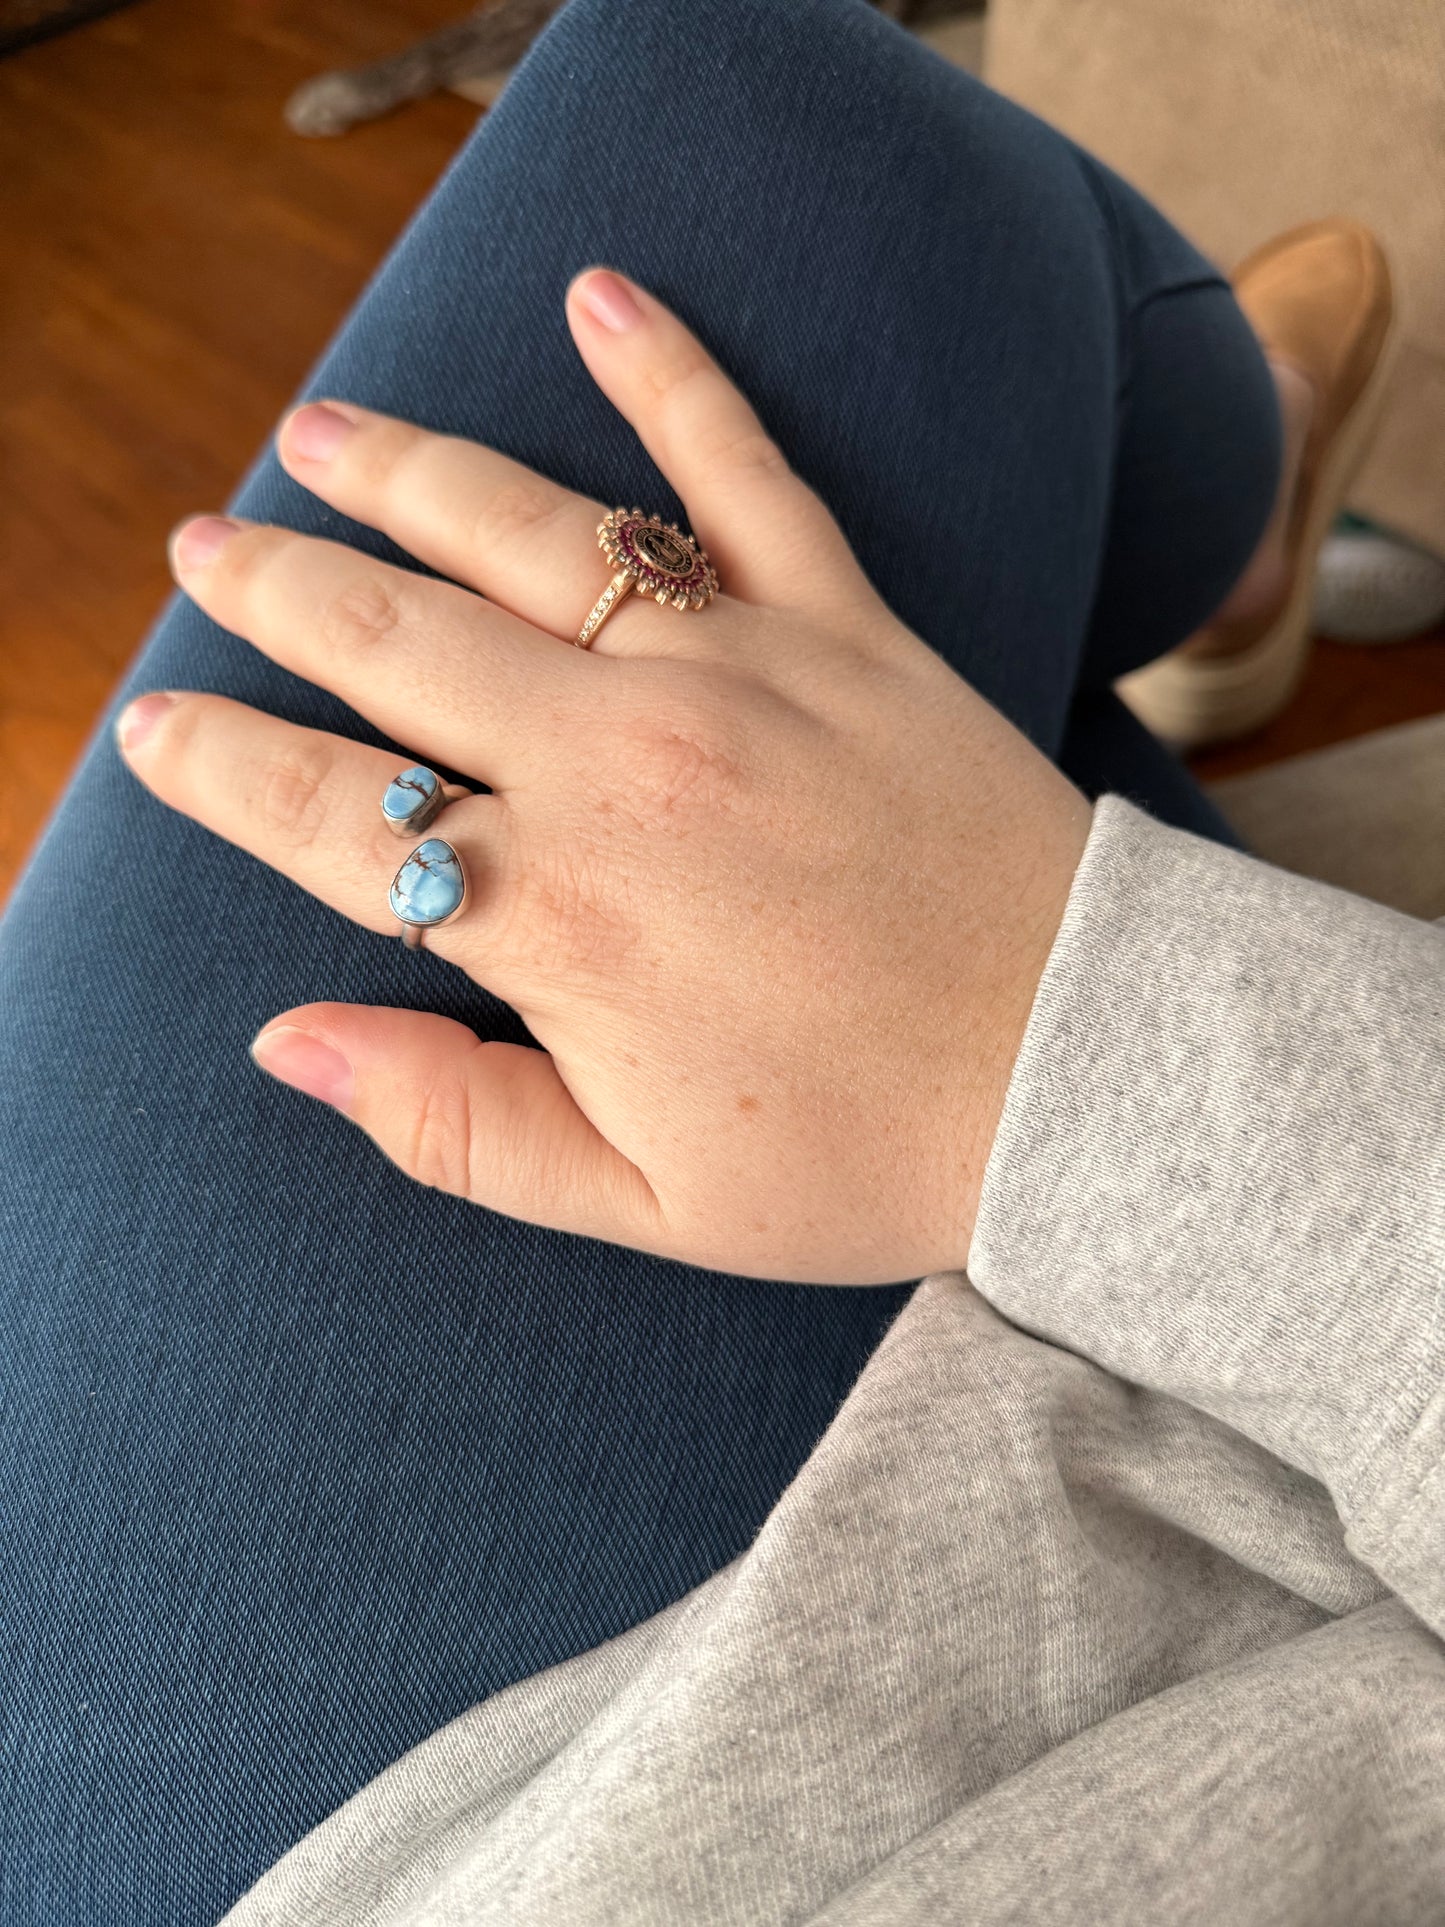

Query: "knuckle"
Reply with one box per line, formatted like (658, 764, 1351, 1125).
(256, 739, 335, 850)
(646, 364, 790, 481)
(710, 424, 790, 483)
(402, 1071, 475, 1197)
(634, 350, 705, 413)
(321, 575, 406, 655)
(353, 418, 420, 490)
(685, 405, 790, 484)
(215, 524, 273, 586)
(469, 479, 567, 552)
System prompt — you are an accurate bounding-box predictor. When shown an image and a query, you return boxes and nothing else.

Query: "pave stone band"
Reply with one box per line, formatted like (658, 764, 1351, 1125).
(575, 508, 719, 648)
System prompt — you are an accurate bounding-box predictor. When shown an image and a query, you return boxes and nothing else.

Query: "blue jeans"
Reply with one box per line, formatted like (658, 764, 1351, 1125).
(0, 1, 1277, 1918)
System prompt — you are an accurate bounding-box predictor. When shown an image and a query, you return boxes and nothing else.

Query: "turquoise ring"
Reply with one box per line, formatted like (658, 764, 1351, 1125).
(382, 766, 471, 949)
(390, 837, 469, 950)
(381, 763, 469, 839)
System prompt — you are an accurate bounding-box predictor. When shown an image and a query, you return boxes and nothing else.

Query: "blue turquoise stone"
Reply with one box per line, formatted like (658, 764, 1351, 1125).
(382, 764, 439, 825)
(390, 838, 465, 927)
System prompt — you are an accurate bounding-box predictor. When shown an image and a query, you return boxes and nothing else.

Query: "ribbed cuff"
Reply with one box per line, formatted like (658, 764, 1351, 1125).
(968, 796, 1445, 1633)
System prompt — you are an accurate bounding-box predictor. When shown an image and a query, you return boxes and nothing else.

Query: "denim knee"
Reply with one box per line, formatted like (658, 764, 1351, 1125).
(515, 0, 909, 156)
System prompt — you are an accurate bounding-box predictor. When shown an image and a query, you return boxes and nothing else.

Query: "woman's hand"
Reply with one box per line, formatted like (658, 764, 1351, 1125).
(117, 269, 1090, 1284)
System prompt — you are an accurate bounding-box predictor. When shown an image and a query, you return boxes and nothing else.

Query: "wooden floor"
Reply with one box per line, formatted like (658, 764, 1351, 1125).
(0, 0, 477, 896)
(2, 0, 1442, 899)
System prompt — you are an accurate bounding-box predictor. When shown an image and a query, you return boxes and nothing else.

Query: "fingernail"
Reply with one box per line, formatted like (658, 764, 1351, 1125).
(286, 401, 360, 463)
(116, 690, 178, 755)
(172, 515, 243, 572)
(251, 1026, 354, 1111)
(577, 270, 643, 333)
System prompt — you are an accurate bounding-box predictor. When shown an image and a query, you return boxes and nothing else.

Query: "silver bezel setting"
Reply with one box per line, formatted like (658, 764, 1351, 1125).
(390, 838, 470, 950)
(381, 765, 471, 839)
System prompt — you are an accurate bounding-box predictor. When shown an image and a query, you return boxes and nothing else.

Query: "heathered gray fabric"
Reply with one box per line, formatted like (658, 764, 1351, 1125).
(226, 797, 1445, 1925)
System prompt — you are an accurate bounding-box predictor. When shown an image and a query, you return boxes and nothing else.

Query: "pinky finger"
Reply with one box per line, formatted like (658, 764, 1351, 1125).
(250, 1003, 666, 1249)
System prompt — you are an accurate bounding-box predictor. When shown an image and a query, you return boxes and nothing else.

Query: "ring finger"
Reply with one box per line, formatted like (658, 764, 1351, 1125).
(115, 689, 511, 956)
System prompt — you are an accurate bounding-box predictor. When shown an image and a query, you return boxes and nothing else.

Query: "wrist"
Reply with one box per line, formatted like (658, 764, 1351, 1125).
(949, 779, 1095, 1266)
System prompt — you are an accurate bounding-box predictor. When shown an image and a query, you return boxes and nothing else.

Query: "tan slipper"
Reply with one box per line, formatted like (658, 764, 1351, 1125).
(1118, 218, 1397, 751)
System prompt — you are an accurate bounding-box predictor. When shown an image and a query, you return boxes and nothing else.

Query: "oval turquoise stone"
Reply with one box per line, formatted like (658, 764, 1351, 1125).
(381, 764, 439, 824)
(390, 838, 465, 927)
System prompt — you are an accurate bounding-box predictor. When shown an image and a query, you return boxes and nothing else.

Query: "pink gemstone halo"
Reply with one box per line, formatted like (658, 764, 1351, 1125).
(600, 508, 719, 610)
(574, 508, 721, 649)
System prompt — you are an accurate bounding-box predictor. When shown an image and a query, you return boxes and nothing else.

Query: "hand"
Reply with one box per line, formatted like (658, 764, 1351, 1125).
(117, 269, 1091, 1285)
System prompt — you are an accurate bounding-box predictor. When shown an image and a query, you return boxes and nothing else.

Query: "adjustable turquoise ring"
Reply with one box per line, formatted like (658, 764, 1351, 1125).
(381, 763, 468, 839)
(382, 765, 471, 949)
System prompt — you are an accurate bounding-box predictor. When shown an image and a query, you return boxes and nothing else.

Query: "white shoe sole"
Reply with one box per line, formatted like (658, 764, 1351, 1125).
(1313, 526, 1445, 643)
(1116, 318, 1400, 751)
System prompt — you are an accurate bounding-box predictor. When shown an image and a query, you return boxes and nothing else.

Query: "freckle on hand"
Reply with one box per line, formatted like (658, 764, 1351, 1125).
(737, 1093, 761, 1114)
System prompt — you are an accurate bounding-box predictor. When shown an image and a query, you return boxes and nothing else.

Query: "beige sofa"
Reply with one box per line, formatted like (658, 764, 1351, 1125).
(983, 0, 1445, 560)
(1207, 716, 1445, 922)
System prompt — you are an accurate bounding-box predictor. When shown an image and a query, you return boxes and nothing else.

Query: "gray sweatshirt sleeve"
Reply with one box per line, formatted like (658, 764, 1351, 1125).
(967, 795, 1445, 1637)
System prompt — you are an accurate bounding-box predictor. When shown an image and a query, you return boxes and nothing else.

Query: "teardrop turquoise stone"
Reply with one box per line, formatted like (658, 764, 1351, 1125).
(390, 838, 465, 927)
(381, 764, 439, 825)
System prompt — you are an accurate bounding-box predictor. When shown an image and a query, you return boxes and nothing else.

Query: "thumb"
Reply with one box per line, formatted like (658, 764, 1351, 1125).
(250, 1003, 664, 1249)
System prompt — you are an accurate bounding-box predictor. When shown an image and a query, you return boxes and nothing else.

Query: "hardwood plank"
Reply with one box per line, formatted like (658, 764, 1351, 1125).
(1, 0, 477, 893)
(1191, 629, 1445, 783)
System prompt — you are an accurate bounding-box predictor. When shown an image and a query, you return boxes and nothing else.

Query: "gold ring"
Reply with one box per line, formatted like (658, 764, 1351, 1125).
(574, 508, 719, 649)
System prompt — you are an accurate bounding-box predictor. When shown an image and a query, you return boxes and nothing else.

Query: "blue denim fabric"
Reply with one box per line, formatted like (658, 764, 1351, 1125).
(0, 0, 1278, 1918)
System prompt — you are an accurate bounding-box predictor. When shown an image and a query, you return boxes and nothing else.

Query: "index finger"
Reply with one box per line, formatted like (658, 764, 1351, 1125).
(565, 269, 861, 608)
